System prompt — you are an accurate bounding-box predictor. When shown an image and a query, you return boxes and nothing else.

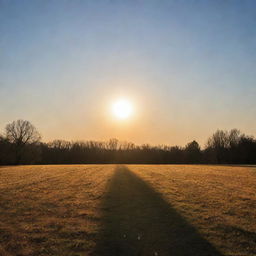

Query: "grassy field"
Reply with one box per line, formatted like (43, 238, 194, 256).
(0, 165, 255, 256)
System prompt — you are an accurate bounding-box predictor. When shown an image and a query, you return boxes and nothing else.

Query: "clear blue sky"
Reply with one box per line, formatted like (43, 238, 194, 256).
(1, 0, 256, 146)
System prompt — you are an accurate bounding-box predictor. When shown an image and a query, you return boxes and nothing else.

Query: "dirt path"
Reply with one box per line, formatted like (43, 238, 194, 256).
(95, 165, 223, 256)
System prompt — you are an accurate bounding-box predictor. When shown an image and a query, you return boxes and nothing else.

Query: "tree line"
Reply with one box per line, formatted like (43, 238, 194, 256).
(0, 120, 255, 165)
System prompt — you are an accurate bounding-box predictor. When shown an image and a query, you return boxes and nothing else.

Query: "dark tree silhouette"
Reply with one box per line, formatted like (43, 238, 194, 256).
(185, 140, 201, 163)
(5, 120, 41, 164)
(206, 130, 229, 163)
(0, 121, 255, 165)
(204, 129, 256, 164)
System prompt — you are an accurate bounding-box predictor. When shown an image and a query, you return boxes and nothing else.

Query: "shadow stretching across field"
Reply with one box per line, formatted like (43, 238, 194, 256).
(94, 165, 223, 256)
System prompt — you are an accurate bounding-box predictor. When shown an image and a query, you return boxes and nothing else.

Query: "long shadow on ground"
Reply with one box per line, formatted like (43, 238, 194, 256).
(94, 166, 223, 256)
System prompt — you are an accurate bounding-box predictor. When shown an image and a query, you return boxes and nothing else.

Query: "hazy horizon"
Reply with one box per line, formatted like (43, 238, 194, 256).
(1, 0, 256, 146)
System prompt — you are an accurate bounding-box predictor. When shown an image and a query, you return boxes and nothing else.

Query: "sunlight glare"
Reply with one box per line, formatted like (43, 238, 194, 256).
(112, 99, 133, 120)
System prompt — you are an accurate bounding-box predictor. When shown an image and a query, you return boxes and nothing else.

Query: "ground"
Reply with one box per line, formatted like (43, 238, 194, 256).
(0, 165, 255, 256)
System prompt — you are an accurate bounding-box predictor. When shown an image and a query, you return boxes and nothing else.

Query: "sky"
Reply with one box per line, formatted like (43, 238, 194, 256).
(0, 0, 256, 146)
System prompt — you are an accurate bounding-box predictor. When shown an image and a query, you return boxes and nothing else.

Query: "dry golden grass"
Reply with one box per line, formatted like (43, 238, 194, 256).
(129, 165, 256, 256)
(0, 165, 113, 256)
(0, 165, 255, 255)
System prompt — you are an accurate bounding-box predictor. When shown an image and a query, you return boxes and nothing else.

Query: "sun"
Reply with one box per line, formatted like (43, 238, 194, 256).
(112, 99, 133, 119)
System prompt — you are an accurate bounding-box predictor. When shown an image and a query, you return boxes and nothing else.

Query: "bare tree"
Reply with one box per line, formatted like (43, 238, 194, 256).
(228, 129, 241, 147)
(107, 138, 119, 150)
(5, 120, 41, 164)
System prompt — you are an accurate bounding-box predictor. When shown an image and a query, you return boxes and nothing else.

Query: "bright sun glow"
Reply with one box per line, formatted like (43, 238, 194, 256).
(112, 99, 133, 119)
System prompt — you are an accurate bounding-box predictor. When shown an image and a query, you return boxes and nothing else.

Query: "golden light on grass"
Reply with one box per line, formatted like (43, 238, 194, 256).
(111, 99, 133, 120)
(0, 165, 255, 255)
